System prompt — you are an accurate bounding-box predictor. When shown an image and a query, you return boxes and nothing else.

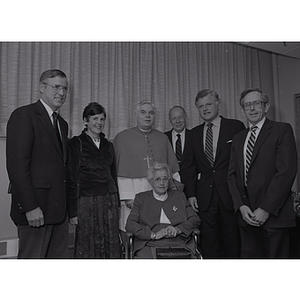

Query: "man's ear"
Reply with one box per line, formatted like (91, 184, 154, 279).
(264, 102, 270, 114)
(39, 82, 44, 94)
(241, 107, 245, 117)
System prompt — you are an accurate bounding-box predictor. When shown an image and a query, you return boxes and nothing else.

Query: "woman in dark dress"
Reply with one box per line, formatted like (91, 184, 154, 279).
(68, 102, 120, 258)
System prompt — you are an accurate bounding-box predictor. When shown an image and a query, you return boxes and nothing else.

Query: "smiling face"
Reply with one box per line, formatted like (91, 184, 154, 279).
(241, 91, 270, 125)
(39, 76, 68, 111)
(195, 94, 220, 122)
(151, 169, 169, 195)
(85, 113, 106, 139)
(136, 103, 155, 130)
(169, 107, 186, 133)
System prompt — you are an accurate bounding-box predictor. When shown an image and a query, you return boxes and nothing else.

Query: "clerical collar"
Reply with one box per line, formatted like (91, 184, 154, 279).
(153, 190, 168, 201)
(137, 126, 152, 135)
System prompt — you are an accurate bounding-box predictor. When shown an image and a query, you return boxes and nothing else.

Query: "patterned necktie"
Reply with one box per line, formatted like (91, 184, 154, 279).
(52, 112, 62, 149)
(205, 122, 214, 166)
(175, 133, 182, 164)
(245, 125, 258, 184)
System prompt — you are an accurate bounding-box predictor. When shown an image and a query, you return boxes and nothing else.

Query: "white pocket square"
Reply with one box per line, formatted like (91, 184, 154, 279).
(227, 140, 233, 143)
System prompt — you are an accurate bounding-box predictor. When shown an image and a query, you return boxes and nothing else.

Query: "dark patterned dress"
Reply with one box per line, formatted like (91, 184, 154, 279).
(68, 131, 120, 258)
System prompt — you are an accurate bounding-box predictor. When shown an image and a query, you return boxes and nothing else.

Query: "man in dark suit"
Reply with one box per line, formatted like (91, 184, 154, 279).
(185, 89, 245, 258)
(6, 69, 70, 258)
(228, 88, 297, 258)
(165, 106, 191, 194)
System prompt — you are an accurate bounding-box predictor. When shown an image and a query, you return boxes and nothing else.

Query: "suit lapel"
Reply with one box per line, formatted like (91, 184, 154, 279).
(58, 114, 68, 163)
(196, 123, 212, 167)
(182, 129, 189, 157)
(249, 119, 272, 169)
(215, 117, 229, 163)
(36, 101, 64, 160)
(237, 129, 248, 182)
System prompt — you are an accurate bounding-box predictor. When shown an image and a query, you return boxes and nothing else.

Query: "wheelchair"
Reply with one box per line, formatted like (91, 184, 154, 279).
(124, 228, 203, 259)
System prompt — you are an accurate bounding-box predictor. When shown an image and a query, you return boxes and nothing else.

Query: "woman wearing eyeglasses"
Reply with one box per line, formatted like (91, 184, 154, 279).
(68, 102, 120, 258)
(126, 162, 200, 258)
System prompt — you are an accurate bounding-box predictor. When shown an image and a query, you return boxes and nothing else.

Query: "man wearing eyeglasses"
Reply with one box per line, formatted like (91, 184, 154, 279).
(228, 88, 297, 258)
(6, 69, 70, 258)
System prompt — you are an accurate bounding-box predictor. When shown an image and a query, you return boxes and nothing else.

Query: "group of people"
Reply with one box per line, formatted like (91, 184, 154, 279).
(6, 68, 298, 259)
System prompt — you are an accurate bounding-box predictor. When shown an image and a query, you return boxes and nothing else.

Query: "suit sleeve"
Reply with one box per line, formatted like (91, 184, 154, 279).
(125, 195, 152, 240)
(260, 124, 298, 215)
(228, 136, 246, 212)
(6, 108, 39, 213)
(176, 194, 201, 237)
(67, 137, 81, 218)
(182, 136, 198, 198)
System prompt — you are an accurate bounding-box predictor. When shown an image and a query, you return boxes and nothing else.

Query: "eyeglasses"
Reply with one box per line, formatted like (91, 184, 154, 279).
(153, 177, 169, 183)
(42, 82, 70, 94)
(243, 100, 267, 110)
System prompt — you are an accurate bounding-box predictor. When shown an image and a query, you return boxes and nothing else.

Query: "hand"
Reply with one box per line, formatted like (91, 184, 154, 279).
(69, 216, 78, 225)
(26, 207, 44, 227)
(239, 205, 260, 227)
(125, 199, 134, 209)
(188, 197, 198, 212)
(155, 228, 168, 240)
(253, 207, 269, 226)
(165, 226, 181, 238)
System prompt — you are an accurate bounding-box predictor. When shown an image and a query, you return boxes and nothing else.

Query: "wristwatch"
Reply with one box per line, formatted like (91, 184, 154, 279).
(151, 232, 156, 240)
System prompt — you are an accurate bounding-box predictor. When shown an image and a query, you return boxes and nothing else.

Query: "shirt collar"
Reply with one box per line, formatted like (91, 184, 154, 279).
(249, 117, 266, 131)
(205, 115, 221, 128)
(40, 98, 56, 118)
(153, 190, 168, 201)
(172, 127, 186, 137)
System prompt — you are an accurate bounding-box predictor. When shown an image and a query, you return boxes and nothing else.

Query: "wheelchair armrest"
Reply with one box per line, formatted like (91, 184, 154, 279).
(125, 232, 134, 259)
(192, 228, 202, 259)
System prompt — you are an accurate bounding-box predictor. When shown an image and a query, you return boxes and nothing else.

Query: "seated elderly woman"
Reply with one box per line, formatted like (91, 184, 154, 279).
(125, 162, 201, 258)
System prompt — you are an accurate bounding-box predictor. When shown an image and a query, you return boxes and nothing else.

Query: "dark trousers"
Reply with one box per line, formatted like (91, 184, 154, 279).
(239, 225, 289, 258)
(199, 187, 240, 258)
(17, 216, 69, 259)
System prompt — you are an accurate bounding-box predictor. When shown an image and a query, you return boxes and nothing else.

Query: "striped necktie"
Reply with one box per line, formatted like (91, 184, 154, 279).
(205, 122, 214, 167)
(245, 125, 258, 184)
(175, 133, 182, 164)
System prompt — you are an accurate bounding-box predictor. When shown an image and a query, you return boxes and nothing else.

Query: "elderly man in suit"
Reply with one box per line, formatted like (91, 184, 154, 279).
(165, 106, 191, 195)
(6, 69, 70, 258)
(185, 89, 245, 258)
(228, 88, 297, 258)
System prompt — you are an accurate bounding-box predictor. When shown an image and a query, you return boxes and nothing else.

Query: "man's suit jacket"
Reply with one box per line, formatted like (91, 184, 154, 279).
(165, 129, 191, 189)
(185, 116, 245, 211)
(6, 100, 69, 225)
(228, 118, 297, 228)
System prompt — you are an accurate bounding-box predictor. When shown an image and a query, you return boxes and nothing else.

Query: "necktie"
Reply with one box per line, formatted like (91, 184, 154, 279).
(175, 133, 182, 163)
(245, 125, 258, 184)
(205, 122, 214, 166)
(52, 112, 62, 149)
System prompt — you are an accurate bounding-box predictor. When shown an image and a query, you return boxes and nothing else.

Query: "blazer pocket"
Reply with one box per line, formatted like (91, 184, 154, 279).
(32, 179, 51, 189)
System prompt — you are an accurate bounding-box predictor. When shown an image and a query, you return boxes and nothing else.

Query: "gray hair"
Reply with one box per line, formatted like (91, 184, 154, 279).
(136, 100, 156, 113)
(239, 88, 269, 107)
(146, 162, 172, 182)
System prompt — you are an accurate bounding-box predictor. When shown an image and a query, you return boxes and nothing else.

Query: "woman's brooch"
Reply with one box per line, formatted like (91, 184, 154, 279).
(173, 206, 178, 212)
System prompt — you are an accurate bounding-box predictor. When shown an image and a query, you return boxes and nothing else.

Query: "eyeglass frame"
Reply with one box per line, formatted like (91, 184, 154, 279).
(153, 177, 170, 184)
(42, 82, 71, 94)
(242, 100, 267, 110)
